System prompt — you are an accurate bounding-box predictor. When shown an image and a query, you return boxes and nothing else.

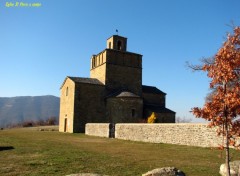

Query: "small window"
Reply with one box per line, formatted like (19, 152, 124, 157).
(92, 58, 94, 68)
(109, 42, 111, 49)
(66, 87, 68, 96)
(93, 57, 96, 68)
(131, 109, 135, 117)
(117, 40, 122, 50)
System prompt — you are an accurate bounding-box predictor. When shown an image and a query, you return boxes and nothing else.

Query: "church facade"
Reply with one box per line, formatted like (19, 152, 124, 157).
(59, 35, 175, 133)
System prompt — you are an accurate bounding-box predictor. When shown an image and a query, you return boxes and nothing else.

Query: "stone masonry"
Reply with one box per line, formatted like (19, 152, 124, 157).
(85, 123, 223, 148)
(85, 123, 110, 138)
(59, 35, 175, 133)
(115, 123, 222, 147)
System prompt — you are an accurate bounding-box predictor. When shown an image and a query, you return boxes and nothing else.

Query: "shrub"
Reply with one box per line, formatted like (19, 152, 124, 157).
(147, 112, 157, 123)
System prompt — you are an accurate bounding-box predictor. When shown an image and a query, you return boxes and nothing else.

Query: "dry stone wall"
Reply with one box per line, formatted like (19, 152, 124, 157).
(115, 123, 222, 147)
(85, 123, 223, 147)
(85, 123, 110, 138)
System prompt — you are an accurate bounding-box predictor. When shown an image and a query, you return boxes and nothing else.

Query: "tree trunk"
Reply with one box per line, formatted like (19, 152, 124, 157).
(223, 82, 231, 176)
(225, 120, 231, 176)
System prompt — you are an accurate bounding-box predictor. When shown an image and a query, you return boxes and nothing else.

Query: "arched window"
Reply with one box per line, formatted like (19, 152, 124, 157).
(117, 40, 122, 50)
(66, 87, 68, 96)
(131, 109, 135, 117)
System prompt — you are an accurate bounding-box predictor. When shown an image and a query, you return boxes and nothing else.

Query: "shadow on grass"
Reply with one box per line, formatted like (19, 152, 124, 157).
(0, 146, 14, 151)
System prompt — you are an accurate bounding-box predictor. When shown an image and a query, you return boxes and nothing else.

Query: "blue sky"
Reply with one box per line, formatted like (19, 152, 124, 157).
(1, 0, 240, 122)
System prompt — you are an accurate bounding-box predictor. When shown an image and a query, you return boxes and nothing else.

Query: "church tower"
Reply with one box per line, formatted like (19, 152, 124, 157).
(90, 35, 142, 96)
(107, 35, 127, 51)
(60, 34, 175, 133)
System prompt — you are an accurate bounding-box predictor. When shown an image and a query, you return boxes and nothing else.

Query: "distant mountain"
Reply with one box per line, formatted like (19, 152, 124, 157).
(0, 95, 60, 128)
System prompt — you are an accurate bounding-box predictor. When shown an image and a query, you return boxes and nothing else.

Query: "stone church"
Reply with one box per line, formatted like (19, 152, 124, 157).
(59, 35, 175, 133)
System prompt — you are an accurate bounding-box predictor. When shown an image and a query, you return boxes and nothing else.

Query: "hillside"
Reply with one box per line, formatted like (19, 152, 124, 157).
(0, 95, 60, 128)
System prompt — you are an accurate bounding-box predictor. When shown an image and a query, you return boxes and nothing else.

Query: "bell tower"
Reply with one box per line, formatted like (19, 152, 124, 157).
(107, 35, 127, 51)
(90, 35, 142, 96)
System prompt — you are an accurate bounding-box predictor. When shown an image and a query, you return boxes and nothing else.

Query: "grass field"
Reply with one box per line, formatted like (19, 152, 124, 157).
(0, 127, 239, 176)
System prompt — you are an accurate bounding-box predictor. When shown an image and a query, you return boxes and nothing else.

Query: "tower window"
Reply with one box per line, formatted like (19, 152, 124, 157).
(109, 42, 111, 49)
(93, 57, 96, 68)
(117, 40, 122, 50)
(66, 87, 68, 96)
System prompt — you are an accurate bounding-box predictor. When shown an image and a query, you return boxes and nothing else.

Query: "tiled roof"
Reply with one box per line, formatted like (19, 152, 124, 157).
(106, 89, 140, 98)
(142, 85, 166, 95)
(60, 76, 103, 88)
(68, 76, 103, 85)
(116, 91, 140, 98)
(144, 104, 175, 113)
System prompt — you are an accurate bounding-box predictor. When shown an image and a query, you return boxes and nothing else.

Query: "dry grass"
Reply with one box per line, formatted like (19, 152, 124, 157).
(0, 127, 239, 176)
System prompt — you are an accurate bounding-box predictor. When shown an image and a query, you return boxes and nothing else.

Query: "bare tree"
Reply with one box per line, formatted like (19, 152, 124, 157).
(175, 116, 192, 123)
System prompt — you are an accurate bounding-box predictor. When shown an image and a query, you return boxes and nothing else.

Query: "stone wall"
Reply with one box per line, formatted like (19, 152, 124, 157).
(142, 92, 165, 106)
(90, 51, 107, 84)
(84, 123, 223, 147)
(59, 78, 75, 133)
(74, 83, 106, 133)
(106, 97, 143, 123)
(155, 112, 175, 123)
(85, 123, 110, 138)
(115, 123, 222, 147)
(106, 63, 142, 95)
(105, 49, 142, 96)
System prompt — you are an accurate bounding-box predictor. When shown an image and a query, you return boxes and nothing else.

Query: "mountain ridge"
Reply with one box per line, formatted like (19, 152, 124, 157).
(0, 95, 60, 128)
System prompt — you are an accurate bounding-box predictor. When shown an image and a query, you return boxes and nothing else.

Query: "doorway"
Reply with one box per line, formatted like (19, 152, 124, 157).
(64, 118, 68, 132)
